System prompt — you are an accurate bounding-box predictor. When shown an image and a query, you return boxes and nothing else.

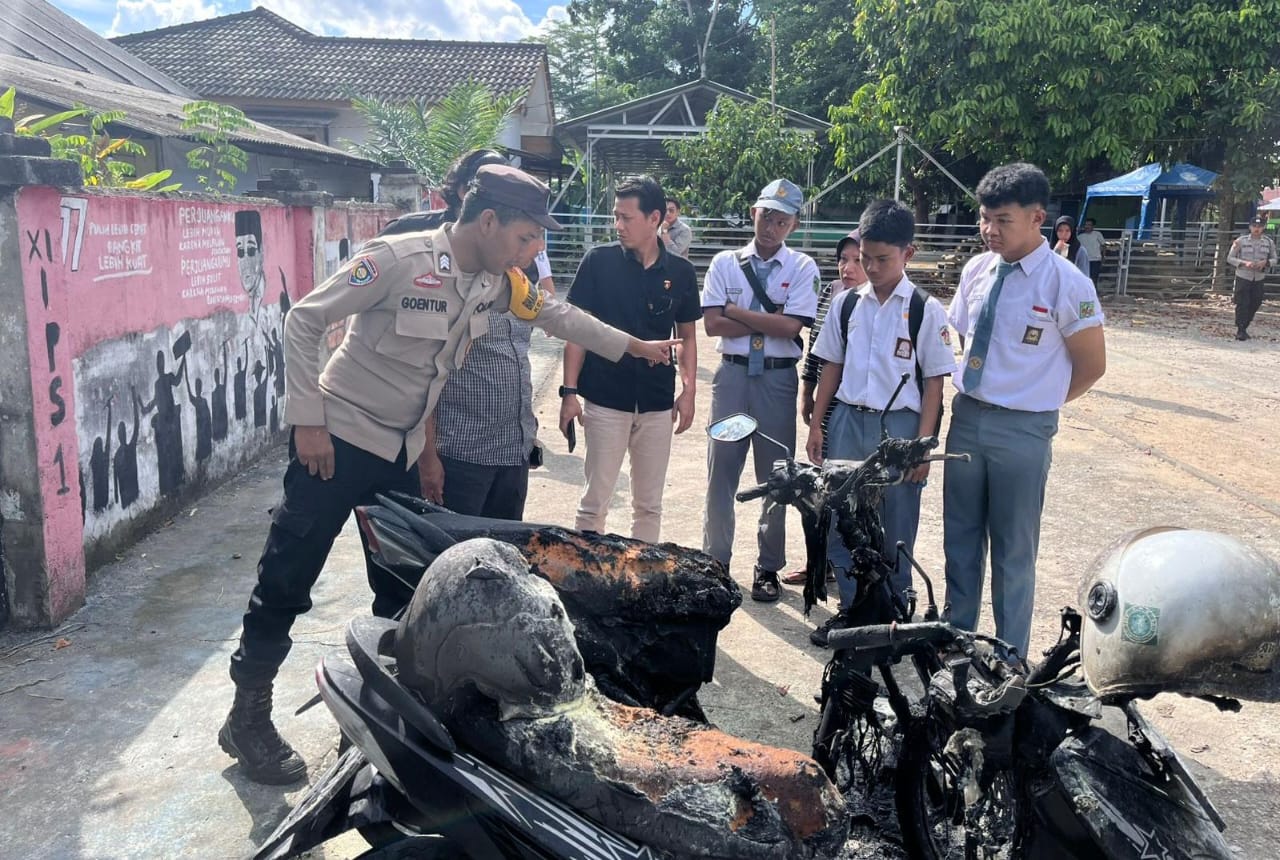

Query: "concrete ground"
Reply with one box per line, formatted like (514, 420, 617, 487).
(1, 295, 1277, 859)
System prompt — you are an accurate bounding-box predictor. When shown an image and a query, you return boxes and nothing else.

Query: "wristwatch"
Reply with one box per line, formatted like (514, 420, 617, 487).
(558, 386, 578, 397)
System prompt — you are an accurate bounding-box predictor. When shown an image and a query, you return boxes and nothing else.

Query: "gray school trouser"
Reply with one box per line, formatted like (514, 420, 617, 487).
(703, 359, 798, 573)
(942, 393, 1058, 657)
(826, 404, 922, 609)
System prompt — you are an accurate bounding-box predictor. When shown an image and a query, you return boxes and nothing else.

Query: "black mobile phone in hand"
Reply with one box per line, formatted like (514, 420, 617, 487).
(564, 420, 576, 452)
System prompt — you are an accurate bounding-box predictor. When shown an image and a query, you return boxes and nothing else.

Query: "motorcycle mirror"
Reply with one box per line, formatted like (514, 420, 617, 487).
(707, 413, 758, 443)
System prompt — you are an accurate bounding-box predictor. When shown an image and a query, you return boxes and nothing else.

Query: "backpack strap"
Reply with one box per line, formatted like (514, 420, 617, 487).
(909, 287, 944, 427)
(838, 289, 859, 346)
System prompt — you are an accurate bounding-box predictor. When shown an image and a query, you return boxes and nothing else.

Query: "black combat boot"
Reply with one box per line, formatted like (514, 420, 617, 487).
(218, 683, 307, 785)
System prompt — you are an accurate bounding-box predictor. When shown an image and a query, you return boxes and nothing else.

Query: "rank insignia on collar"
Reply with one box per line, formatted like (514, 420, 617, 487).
(438, 252, 452, 273)
(414, 273, 444, 289)
(348, 257, 378, 287)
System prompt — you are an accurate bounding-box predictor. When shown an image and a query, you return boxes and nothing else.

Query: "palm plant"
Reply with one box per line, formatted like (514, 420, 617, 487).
(343, 81, 521, 186)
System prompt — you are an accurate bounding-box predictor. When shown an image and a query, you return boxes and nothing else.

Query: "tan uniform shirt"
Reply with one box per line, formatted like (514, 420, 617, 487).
(283, 226, 630, 466)
(1228, 234, 1277, 283)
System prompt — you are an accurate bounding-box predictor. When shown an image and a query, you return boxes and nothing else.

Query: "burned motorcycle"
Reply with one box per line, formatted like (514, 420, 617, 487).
(706, 376, 965, 799)
(254, 522, 849, 859)
(832, 525, 1280, 859)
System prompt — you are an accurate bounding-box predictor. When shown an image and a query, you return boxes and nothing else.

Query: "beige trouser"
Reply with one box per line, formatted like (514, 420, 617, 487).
(576, 400, 674, 543)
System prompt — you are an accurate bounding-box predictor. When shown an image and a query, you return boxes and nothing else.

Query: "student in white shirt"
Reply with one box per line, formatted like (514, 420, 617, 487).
(804, 199, 956, 646)
(944, 163, 1107, 656)
(702, 179, 819, 603)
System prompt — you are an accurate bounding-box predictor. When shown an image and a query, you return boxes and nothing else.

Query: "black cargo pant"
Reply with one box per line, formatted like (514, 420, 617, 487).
(1234, 276, 1266, 332)
(229, 431, 420, 687)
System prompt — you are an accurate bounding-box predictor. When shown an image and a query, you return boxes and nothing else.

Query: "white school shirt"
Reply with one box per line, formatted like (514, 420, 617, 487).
(949, 240, 1104, 412)
(701, 240, 820, 359)
(812, 275, 956, 414)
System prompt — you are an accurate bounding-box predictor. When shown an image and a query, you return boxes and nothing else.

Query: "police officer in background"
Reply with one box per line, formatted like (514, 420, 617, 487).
(219, 165, 679, 785)
(1227, 214, 1277, 341)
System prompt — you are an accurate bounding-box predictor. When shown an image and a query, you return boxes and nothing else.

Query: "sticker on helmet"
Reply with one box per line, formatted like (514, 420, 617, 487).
(1121, 603, 1160, 646)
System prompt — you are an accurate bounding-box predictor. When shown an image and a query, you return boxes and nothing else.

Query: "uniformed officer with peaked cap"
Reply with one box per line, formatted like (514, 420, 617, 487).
(219, 165, 679, 785)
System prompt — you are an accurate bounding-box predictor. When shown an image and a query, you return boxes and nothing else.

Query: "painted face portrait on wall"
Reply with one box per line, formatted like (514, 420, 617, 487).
(234, 210, 265, 306)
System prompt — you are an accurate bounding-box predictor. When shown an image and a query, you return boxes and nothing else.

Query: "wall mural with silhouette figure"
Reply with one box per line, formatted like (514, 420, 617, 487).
(14, 187, 395, 617)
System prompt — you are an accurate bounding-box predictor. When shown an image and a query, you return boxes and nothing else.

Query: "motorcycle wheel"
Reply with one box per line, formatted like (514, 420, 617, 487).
(895, 714, 1019, 860)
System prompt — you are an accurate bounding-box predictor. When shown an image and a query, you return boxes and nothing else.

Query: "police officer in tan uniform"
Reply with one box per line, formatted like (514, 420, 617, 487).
(1227, 215, 1277, 340)
(220, 165, 679, 784)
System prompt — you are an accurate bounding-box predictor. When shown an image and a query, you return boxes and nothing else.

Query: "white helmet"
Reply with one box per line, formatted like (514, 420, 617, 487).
(1080, 528, 1280, 702)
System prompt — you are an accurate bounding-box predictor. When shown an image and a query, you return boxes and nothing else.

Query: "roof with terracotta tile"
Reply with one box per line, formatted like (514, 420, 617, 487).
(112, 7, 548, 103)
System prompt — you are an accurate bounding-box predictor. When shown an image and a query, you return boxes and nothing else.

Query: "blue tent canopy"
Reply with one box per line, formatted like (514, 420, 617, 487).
(1081, 162, 1218, 239)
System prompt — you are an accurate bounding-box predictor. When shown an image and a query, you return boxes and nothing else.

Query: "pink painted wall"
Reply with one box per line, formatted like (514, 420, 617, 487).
(14, 188, 394, 620)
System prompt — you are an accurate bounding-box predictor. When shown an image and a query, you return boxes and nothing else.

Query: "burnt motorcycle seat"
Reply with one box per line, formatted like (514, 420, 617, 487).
(395, 538, 846, 859)
(457, 691, 848, 860)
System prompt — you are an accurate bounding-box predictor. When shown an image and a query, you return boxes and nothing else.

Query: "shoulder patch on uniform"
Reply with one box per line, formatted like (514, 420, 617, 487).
(940, 326, 952, 346)
(348, 256, 378, 287)
(813, 274, 821, 295)
(1078, 301, 1096, 319)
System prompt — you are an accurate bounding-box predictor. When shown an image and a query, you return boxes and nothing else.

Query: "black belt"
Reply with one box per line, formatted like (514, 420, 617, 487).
(723, 355, 798, 370)
(846, 404, 881, 414)
(959, 393, 1011, 411)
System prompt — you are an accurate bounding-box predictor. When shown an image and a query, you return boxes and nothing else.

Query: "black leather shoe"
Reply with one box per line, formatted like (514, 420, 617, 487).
(751, 567, 781, 602)
(219, 683, 307, 785)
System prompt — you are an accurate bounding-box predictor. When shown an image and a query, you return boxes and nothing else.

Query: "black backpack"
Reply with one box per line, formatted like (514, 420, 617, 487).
(838, 286, 944, 425)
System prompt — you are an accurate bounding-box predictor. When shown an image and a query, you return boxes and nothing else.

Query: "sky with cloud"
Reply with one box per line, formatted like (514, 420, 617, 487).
(50, 0, 566, 41)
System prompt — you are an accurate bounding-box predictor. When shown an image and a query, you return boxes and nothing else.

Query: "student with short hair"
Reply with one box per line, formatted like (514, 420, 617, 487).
(702, 179, 819, 603)
(944, 162, 1107, 656)
(803, 199, 956, 646)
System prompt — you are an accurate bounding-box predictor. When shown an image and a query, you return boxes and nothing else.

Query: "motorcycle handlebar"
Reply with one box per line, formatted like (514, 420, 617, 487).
(825, 620, 960, 653)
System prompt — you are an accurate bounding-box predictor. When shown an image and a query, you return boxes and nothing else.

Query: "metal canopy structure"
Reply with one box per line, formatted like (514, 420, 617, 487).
(556, 78, 829, 213)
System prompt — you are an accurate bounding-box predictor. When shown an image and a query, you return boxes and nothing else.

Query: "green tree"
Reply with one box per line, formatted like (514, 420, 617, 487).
(533, 17, 636, 119)
(181, 100, 250, 194)
(749, 0, 866, 120)
(832, 0, 1280, 206)
(567, 0, 761, 96)
(343, 82, 520, 187)
(665, 96, 819, 219)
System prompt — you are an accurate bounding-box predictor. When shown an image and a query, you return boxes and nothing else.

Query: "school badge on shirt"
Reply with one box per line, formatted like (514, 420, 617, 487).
(1022, 326, 1043, 345)
(894, 337, 913, 359)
